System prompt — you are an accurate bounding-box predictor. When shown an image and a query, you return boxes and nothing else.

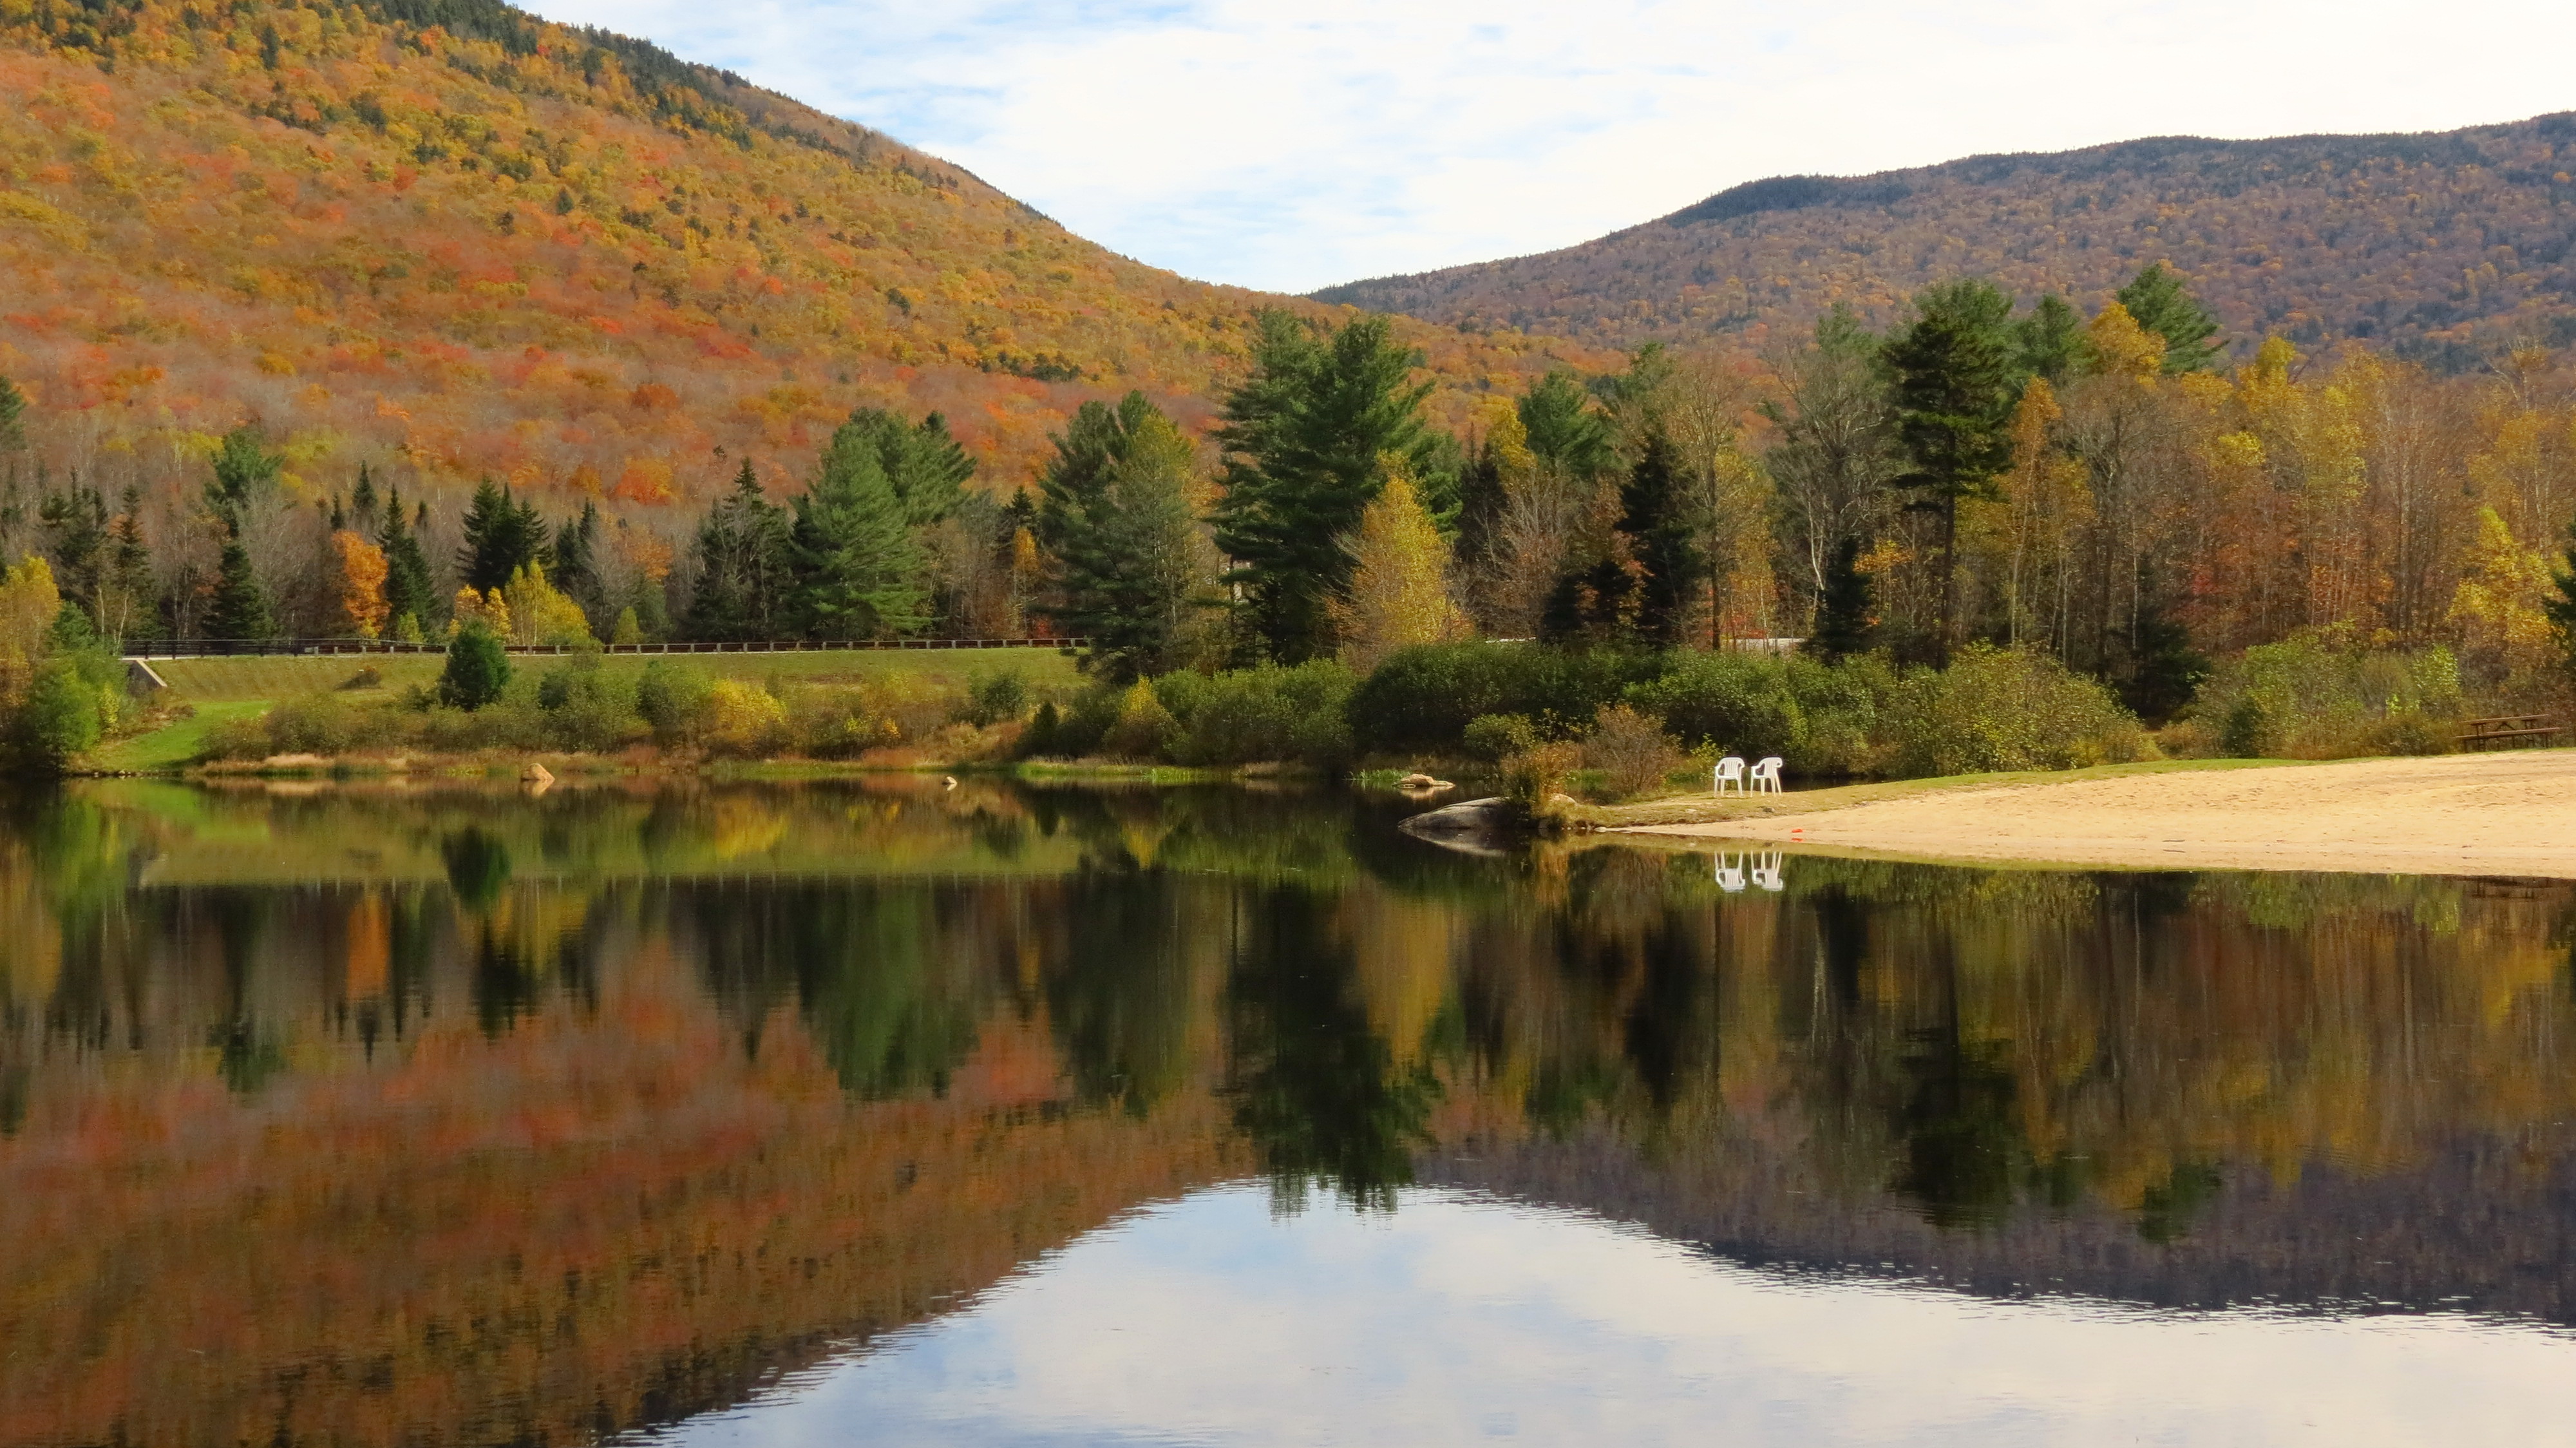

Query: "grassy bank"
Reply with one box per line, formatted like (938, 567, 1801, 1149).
(144, 648, 1081, 704)
(87, 649, 1087, 774)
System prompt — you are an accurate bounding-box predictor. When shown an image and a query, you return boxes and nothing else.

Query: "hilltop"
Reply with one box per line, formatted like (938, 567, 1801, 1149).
(0, 0, 1586, 509)
(1314, 116, 2576, 366)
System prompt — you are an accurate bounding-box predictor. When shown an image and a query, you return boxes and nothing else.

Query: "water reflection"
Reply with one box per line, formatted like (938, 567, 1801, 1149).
(1, 778, 2573, 1445)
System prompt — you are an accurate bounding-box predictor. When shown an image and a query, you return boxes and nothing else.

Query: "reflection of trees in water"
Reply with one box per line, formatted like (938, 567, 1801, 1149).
(1043, 878, 1197, 1114)
(1224, 887, 1439, 1212)
(690, 882, 994, 1098)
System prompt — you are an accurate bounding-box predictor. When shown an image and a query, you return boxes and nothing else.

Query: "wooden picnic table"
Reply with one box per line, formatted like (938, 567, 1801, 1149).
(2459, 714, 2566, 749)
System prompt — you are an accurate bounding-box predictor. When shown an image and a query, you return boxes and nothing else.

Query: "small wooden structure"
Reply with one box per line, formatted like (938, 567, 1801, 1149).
(2458, 714, 2566, 750)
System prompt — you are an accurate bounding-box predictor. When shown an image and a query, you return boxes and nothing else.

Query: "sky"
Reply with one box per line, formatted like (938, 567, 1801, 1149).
(520, 0, 2576, 296)
(658, 1185, 2576, 1446)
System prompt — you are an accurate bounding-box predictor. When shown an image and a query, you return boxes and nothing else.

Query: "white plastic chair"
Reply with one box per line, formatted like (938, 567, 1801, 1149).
(1751, 852, 1785, 892)
(1713, 756, 1747, 796)
(1748, 756, 1785, 795)
(1715, 853, 1747, 891)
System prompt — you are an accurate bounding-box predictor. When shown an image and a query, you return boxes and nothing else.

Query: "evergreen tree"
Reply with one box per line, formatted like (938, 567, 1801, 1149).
(348, 462, 381, 539)
(0, 375, 24, 452)
(1037, 392, 1205, 680)
(1806, 537, 1875, 660)
(1618, 426, 1706, 647)
(437, 618, 511, 709)
(824, 408, 976, 528)
(38, 481, 106, 618)
(2012, 294, 2090, 386)
(1212, 311, 1443, 662)
(553, 500, 603, 623)
(1886, 278, 2020, 662)
(2116, 263, 2225, 374)
(206, 536, 277, 640)
(207, 424, 282, 514)
(99, 486, 157, 643)
(788, 439, 927, 640)
(376, 486, 439, 634)
(686, 461, 794, 640)
(456, 479, 549, 592)
(1517, 369, 1616, 479)
(2546, 513, 2576, 687)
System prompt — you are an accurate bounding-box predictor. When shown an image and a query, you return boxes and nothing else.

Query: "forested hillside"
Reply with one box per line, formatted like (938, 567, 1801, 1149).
(1315, 117, 2576, 367)
(0, 0, 1580, 510)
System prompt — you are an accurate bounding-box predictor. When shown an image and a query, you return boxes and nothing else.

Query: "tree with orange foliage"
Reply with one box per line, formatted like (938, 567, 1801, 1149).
(327, 531, 390, 639)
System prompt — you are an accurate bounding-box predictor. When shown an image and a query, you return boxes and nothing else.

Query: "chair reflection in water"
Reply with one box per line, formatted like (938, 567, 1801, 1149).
(1714, 850, 1786, 892)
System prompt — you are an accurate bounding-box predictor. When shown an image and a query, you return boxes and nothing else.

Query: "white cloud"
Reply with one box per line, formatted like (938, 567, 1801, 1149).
(649, 1185, 2576, 1447)
(522, 0, 2576, 292)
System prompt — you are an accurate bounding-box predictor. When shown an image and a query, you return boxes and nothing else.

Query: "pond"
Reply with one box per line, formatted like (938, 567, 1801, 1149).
(2, 778, 2573, 1445)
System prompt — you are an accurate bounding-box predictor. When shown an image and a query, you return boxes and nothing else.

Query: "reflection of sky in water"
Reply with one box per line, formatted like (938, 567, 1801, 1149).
(647, 1184, 2576, 1447)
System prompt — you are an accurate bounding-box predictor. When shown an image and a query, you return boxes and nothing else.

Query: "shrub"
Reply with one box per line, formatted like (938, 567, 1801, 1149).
(1581, 703, 1685, 800)
(1021, 700, 1066, 757)
(638, 661, 715, 744)
(1887, 645, 2154, 777)
(1101, 679, 1177, 759)
(703, 680, 787, 756)
(14, 658, 108, 769)
(1157, 661, 1357, 766)
(1343, 642, 1660, 752)
(340, 665, 383, 691)
(1461, 712, 1539, 761)
(535, 658, 643, 753)
(780, 683, 889, 757)
(2188, 630, 2463, 759)
(263, 693, 398, 755)
(1627, 651, 1889, 776)
(964, 669, 1030, 727)
(2219, 696, 2274, 757)
(204, 712, 271, 761)
(438, 622, 511, 710)
(1502, 740, 1582, 807)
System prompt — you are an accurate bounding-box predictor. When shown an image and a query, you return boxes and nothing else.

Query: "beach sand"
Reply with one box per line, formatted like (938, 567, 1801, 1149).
(1617, 750, 2576, 877)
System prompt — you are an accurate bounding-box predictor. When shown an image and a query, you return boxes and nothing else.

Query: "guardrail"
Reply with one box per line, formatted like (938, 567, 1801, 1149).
(120, 636, 1090, 660)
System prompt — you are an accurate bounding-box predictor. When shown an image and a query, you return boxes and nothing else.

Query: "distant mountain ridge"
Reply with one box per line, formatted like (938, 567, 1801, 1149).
(0, 0, 1579, 511)
(1315, 115, 2576, 366)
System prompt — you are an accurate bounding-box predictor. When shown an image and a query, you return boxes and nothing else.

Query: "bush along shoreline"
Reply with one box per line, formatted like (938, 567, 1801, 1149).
(125, 629, 2497, 799)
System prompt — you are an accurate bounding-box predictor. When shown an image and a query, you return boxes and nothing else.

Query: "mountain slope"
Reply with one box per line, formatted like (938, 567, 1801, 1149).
(1314, 117, 2576, 365)
(0, 0, 1584, 509)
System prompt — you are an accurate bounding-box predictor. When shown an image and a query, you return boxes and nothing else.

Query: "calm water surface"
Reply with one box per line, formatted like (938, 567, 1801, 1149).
(3, 778, 2574, 1445)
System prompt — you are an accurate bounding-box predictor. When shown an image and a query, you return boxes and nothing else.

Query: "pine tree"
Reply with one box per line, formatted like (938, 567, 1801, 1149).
(1619, 426, 1707, 647)
(2116, 263, 2225, 374)
(457, 479, 549, 592)
(1886, 278, 2020, 662)
(687, 461, 794, 640)
(2012, 294, 2090, 385)
(1807, 537, 1875, 660)
(1517, 369, 1616, 479)
(207, 536, 277, 640)
(99, 486, 156, 643)
(1212, 311, 1443, 662)
(0, 375, 24, 452)
(822, 408, 976, 528)
(788, 441, 926, 640)
(376, 486, 439, 636)
(553, 500, 602, 624)
(1037, 392, 1206, 680)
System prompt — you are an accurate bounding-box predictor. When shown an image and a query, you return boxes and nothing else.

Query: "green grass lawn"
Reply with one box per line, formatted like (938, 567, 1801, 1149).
(86, 700, 271, 774)
(144, 647, 1085, 704)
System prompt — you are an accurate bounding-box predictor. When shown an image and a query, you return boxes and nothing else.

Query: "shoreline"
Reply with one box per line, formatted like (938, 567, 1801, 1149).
(1606, 750, 2576, 879)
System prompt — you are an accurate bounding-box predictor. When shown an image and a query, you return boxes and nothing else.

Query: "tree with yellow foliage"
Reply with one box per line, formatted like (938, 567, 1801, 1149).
(1331, 464, 1464, 674)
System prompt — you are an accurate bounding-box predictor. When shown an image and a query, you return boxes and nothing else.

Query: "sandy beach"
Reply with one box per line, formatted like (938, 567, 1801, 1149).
(1618, 750, 2576, 877)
